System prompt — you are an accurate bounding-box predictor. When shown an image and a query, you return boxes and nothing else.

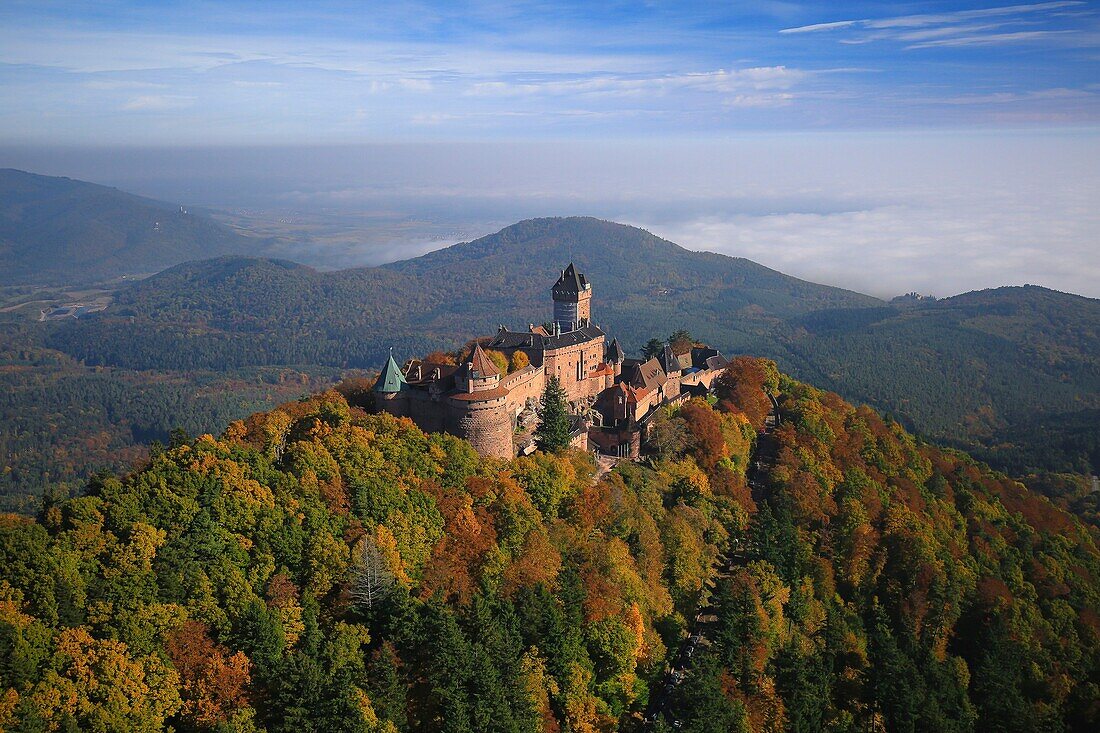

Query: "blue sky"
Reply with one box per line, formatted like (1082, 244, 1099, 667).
(1, 0, 1098, 143)
(1, 2, 1098, 298)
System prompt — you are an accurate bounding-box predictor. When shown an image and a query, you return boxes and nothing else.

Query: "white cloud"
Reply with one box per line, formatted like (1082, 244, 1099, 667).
(466, 66, 805, 99)
(907, 30, 1074, 49)
(122, 95, 195, 111)
(782, 2, 1086, 34)
(84, 80, 167, 90)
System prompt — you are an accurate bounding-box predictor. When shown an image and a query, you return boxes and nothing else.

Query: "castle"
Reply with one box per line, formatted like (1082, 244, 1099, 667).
(374, 263, 729, 459)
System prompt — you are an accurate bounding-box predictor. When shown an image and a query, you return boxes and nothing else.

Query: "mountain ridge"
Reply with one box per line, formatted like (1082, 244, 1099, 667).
(0, 168, 267, 284)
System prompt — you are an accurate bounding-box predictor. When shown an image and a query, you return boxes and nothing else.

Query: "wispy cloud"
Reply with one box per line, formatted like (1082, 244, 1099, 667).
(780, 1, 1094, 50)
(122, 95, 194, 112)
(0, 1, 1096, 142)
(782, 2, 1086, 33)
(466, 67, 804, 98)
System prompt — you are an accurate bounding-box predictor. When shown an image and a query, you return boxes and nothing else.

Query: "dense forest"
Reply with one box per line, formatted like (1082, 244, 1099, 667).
(0, 327, 340, 513)
(1, 358, 1096, 731)
(17, 218, 1097, 485)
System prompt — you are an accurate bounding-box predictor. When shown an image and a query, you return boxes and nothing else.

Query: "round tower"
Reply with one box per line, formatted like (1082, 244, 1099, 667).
(447, 342, 514, 458)
(552, 263, 591, 333)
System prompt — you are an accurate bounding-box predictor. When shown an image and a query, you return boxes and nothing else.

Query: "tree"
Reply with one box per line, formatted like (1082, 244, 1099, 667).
(165, 620, 253, 728)
(669, 329, 694, 356)
(646, 407, 689, 461)
(509, 351, 530, 373)
(351, 538, 396, 611)
(642, 339, 665, 360)
(535, 376, 572, 453)
(483, 349, 509, 375)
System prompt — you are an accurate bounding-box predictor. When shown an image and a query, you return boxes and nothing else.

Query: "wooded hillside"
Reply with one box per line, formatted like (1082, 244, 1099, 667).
(1, 359, 1096, 731)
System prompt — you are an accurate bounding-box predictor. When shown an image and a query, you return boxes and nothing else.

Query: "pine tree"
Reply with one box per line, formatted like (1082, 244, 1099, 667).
(535, 375, 572, 453)
(642, 338, 665, 360)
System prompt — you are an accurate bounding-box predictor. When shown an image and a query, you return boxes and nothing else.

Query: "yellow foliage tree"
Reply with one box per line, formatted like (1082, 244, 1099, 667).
(31, 627, 182, 731)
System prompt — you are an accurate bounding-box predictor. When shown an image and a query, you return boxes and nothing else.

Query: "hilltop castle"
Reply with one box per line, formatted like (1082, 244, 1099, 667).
(374, 263, 729, 459)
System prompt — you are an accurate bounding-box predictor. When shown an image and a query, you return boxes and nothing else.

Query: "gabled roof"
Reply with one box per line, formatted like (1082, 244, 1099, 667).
(552, 262, 589, 296)
(403, 359, 458, 386)
(374, 352, 409, 393)
(467, 343, 500, 378)
(626, 357, 667, 392)
(658, 345, 691, 374)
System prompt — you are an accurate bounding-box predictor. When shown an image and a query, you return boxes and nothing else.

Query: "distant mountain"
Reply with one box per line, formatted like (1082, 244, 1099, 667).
(47, 217, 880, 370)
(14, 216, 1100, 489)
(0, 169, 264, 284)
(784, 285, 1100, 469)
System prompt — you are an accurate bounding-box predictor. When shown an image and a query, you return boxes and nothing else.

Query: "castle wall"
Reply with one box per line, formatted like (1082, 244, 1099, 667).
(405, 389, 446, 434)
(544, 337, 606, 401)
(376, 392, 407, 418)
(589, 426, 640, 458)
(681, 367, 722, 392)
(502, 365, 545, 417)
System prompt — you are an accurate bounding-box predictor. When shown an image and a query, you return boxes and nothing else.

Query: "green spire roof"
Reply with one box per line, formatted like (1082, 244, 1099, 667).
(374, 351, 408, 393)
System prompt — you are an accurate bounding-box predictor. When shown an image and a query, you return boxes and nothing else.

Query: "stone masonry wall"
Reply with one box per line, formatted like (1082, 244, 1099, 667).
(543, 338, 606, 401)
(447, 396, 514, 459)
(502, 365, 545, 417)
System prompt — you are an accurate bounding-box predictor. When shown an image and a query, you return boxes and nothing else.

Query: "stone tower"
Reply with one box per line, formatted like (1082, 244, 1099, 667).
(552, 263, 591, 333)
(447, 343, 514, 459)
(373, 350, 409, 417)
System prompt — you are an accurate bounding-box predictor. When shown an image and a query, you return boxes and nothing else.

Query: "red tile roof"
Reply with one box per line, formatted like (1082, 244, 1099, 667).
(468, 343, 500, 377)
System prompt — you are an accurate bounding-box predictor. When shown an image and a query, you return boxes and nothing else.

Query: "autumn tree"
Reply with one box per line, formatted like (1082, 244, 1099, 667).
(535, 376, 572, 453)
(165, 620, 253, 728)
(716, 357, 773, 430)
(423, 350, 458, 365)
(335, 376, 378, 410)
(646, 407, 689, 461)
(509, 350, 530, 373)
(669, 329, 694, 356)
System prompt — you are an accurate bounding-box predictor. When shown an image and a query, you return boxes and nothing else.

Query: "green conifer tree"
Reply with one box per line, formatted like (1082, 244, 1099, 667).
(535, 375, 571, 453)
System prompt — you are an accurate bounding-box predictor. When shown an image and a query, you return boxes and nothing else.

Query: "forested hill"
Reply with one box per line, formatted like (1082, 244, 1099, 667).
(55, 217, 878, 368)
(384, 217, 878, 319)
(0, 169, 264, 284)
(782, 284, 1100, 473)
(37, 217, 1100, 479)
(1, 359, 1097, 731)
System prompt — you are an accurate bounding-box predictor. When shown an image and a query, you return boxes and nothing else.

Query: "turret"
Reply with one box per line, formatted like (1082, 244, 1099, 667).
(374, 350, 409, 416)
(456, 343, 502, 394)
(551, 263, 591, 333)
(606, 338, 625, 377)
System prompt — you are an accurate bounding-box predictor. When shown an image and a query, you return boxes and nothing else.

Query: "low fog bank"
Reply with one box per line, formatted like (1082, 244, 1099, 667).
(3, 132, 1097, 299)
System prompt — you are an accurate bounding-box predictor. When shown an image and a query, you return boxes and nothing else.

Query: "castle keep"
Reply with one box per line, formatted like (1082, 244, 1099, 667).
(375, 263, 729, 459)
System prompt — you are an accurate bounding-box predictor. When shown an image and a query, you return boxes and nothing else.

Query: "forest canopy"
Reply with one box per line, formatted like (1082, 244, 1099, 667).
(0, 357, 1097, 732)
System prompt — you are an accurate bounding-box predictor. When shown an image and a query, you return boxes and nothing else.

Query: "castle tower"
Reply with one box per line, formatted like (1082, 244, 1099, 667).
(374, 350, 409, 417)
(606, 338, 625, 378)
(449, 343, 513, 458)
(552, 263, 591, 333)
(457, 343, 502, 393)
